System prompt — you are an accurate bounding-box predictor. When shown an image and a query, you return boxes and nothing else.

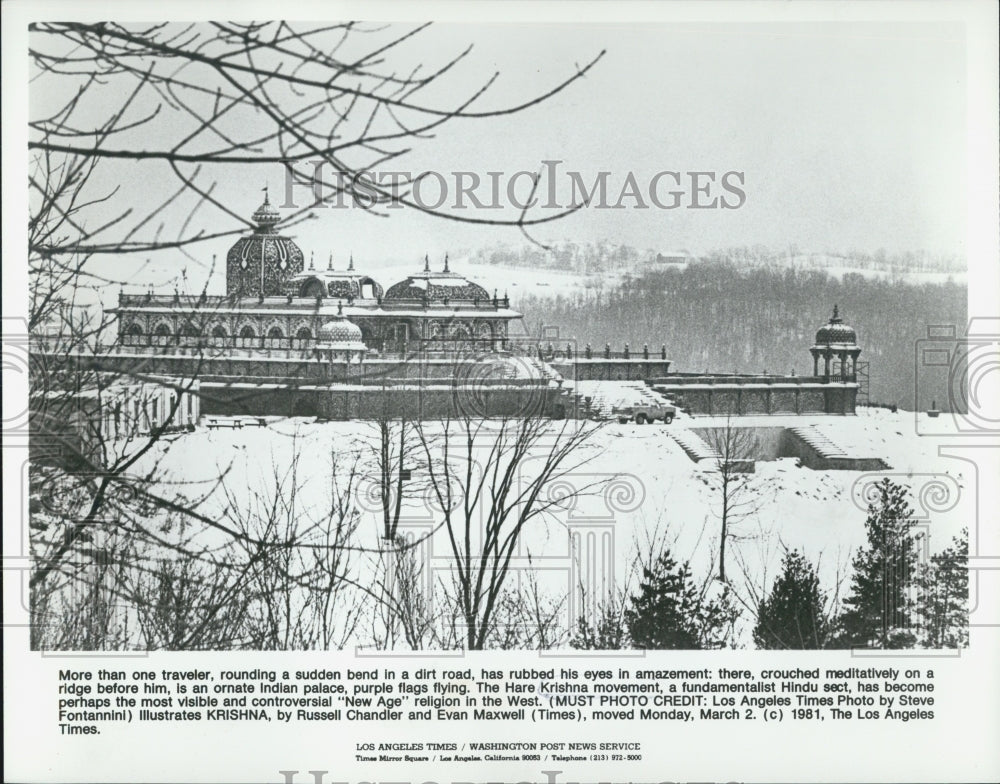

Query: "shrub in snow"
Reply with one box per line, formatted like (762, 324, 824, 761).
(625, 550, 739, 649)
(753, 549, 830, 649)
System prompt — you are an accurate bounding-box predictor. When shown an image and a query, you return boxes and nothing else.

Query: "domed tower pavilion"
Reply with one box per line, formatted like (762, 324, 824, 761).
(810, 305, 861, 381)
(314, 304, 367, 367)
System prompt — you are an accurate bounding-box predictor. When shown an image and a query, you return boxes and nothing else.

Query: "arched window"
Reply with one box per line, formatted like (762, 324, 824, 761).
(267, 326, 284, 340)
(179, 323, 201, 338)
(300, 279, 325, 298)
(239, 325, 256, 339)
(211, 325, 227, 339)
(126, 323, 143, 337)
(153, 323, 172, 337)
(296, 327, 312, 341)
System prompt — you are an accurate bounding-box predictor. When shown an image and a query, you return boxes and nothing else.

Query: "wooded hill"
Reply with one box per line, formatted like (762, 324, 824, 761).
(516, 260, 967, 410)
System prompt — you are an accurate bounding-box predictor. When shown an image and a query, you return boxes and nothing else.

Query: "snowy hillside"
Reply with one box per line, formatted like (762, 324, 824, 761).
(138, 408, 970, 648)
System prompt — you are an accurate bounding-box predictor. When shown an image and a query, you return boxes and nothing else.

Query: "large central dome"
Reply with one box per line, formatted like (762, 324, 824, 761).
(225, 192, 305, 297)
(384, 255, 490, 303)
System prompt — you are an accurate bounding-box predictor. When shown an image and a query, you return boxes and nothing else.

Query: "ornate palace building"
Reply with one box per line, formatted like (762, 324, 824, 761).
(114, 192, 519, 358)
(57, 194, 862, 422)
(104, 194, 551, 419)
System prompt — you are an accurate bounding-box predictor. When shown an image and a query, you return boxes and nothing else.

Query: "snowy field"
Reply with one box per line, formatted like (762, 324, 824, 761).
(138, 407, 971, 645)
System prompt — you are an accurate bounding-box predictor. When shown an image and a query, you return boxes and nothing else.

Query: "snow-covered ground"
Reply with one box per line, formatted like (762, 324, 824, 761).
(142, 408, 970, 628)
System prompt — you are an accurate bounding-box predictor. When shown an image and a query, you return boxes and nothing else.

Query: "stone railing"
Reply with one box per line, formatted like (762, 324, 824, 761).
(649, 373, 857, 386)
(116, 334, 313, 351)
(509, 341, 670, 361)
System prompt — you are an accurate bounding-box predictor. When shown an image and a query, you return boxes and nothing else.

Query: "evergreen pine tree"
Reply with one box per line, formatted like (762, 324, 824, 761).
(917, 529, 969, 648)
(625, 550, 738, 649)
(837, 479, 920, 648)
(570, 601, 628, 650)
(753, 549, 829, 649)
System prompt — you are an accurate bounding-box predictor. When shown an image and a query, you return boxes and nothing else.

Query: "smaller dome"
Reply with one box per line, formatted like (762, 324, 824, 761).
(815, 304, 857, 344)
(318, 313, 365, 347)
(384, 255, 490, 302)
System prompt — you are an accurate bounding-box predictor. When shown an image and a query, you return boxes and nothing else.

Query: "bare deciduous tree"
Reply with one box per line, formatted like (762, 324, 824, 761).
(705, 417, 764, 582)
(414, 412, 605, 650)
(225, 444, 368, 650)
(27, 22, 600, 649)
(30, 21, 603, 264)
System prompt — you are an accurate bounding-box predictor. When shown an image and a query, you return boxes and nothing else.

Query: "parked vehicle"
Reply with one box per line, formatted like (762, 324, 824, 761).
(614, 402, 676, 424)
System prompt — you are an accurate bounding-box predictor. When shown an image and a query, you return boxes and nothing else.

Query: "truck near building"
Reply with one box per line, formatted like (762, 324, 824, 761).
(615, 401, 676, 424)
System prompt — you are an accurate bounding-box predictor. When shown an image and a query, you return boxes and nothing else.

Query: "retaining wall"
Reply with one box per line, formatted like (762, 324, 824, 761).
(689, 425, 888, 471)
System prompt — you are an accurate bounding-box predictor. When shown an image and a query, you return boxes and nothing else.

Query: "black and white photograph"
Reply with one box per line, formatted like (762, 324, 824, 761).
(4, 2, 999, 782)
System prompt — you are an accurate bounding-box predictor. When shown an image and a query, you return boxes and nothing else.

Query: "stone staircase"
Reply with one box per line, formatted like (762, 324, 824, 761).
(571, 380, 672, 419)
(787, 425, 850, 459)
(785, 424, 889, 470)
(527, 356, 563, 384)
(668, 428, 721, 462)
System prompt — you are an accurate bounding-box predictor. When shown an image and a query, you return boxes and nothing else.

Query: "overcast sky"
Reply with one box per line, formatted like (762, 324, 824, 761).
(26, 18, 968, 293)
(340, 21, 967, 261)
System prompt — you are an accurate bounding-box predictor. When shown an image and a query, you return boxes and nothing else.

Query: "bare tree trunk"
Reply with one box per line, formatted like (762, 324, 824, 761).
(707, 416, 761, 583)
(415, 412, 606, 649)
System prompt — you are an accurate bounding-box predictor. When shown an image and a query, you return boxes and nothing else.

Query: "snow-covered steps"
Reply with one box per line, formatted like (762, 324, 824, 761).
(569, 380, 672, 419)
(786, 425, 889, 471)
(526, 356, 563, 384)
(636, 384, 674, 407)
(787, 425, 850, 458)
(669, 429, 721, 463)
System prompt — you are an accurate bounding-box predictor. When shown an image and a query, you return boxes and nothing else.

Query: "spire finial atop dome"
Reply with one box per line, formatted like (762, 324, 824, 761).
(309, 251, 314, 270)
(328, 252, 333, 271)
(443, 253, 450, 273)
(251, 185, 281, 232)
(424, 254, 430, 273)
(349, 254, 355, 271)
(337, 300, 343, 316)
(831, 304, 841, 323)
